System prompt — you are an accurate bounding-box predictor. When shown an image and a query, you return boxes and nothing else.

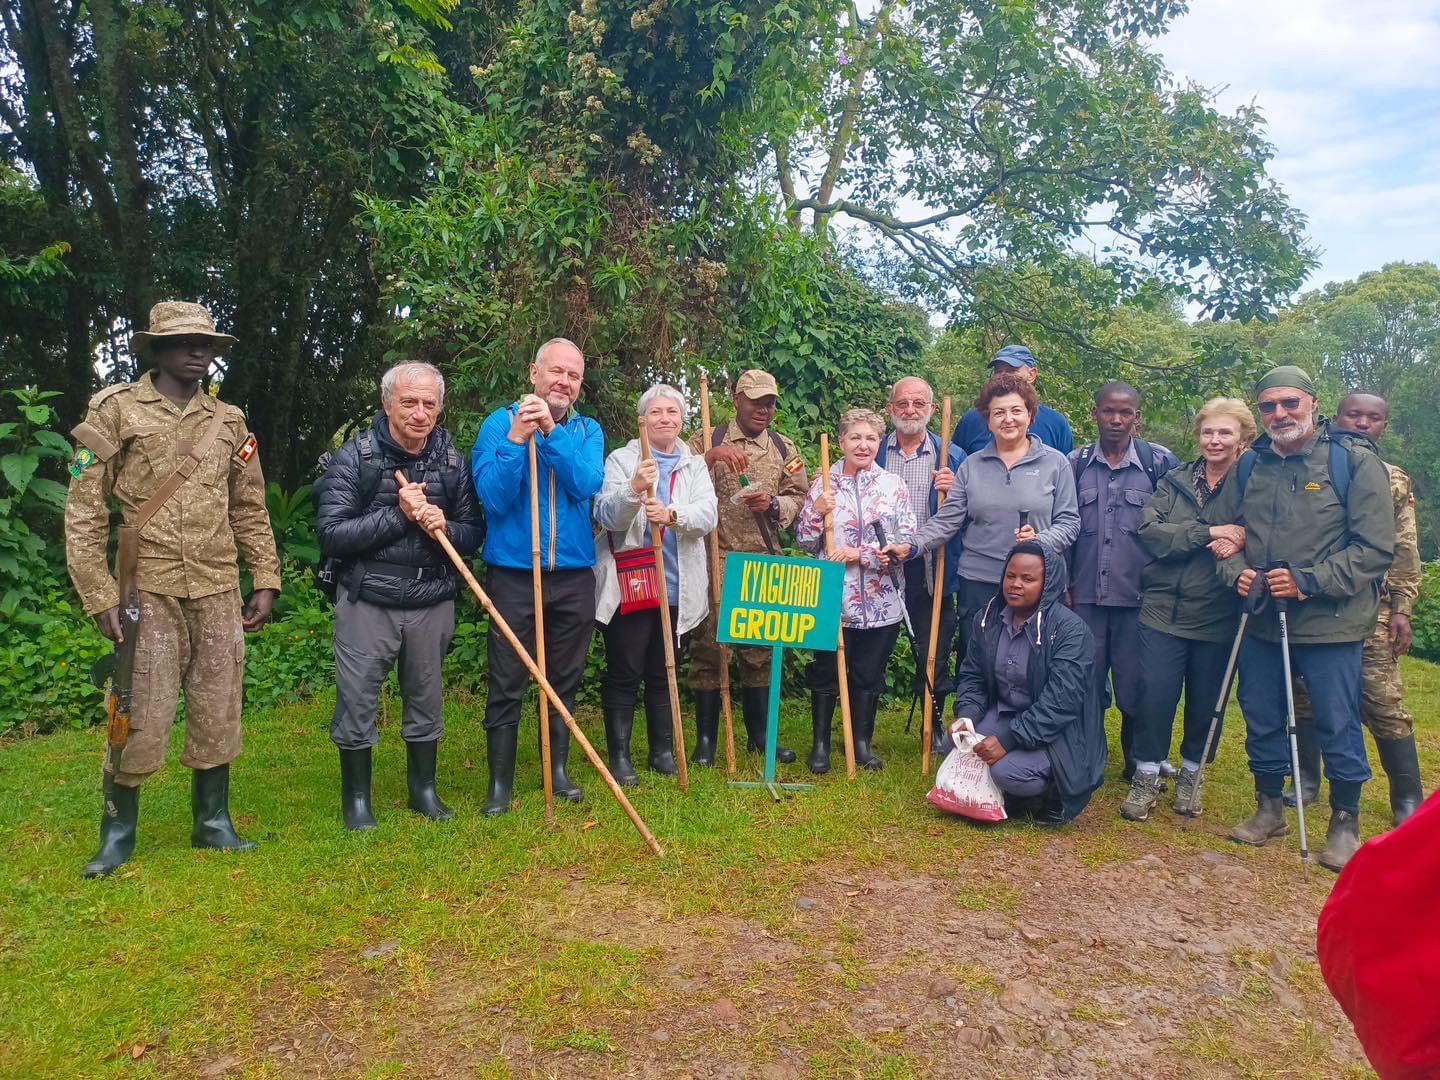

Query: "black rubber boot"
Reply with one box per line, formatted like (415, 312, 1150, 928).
(1282, 722, 1321, 808)
(692, 690, 721, 767)
(190, 765, 258, 852)
(743, 686, 795, 763)
(930, 694, 951, 757)
(1318, 808, 1361, 872)
(339, 747, 379, 831)
(808, 691, 837, 774)
(82, 784, 139, 878)
(644, 695, 679, 777)
(852, 691, 884, 771)
(603, 706, 640, 787)
(405, 740, 454, 821)
(1375, 734, 1425, 827)
(547, 715, 584, 802)
(482, 725, 518, 816)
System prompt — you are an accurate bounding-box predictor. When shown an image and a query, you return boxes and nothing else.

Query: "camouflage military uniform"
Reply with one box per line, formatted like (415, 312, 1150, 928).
(1295, 462, 1419, 738)
(64, 371, 281, 785)
(686, 422, 809, 688)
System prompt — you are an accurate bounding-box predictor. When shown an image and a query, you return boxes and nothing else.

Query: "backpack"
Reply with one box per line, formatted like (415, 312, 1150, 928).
(312, 430, 464, 599)
(1072, 438, 1163, 490)
(1234, 437, 1352, 505)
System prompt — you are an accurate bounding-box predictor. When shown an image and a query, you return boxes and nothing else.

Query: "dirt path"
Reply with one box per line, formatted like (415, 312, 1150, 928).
(207, 832, 1368, 1079)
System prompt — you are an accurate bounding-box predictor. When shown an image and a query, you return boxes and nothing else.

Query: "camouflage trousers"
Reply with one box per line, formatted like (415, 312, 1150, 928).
(115, 589, 245, 786)
(689, 609, 773, 690)
(1294, 608, 1413, 740)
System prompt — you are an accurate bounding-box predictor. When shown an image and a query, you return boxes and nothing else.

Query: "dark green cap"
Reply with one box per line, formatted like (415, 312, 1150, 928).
(1254, 365, 1317, 399)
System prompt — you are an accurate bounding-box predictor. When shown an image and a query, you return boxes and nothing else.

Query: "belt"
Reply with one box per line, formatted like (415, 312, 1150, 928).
(355, 559, 452, 581)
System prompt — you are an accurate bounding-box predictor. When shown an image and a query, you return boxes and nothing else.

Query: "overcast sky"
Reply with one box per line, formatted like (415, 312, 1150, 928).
(1157, 0, 1440, 293)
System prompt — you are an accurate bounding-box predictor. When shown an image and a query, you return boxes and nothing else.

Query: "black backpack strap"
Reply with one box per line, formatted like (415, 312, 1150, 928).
(1071, 444, 1094, 487)
(766, 429, 794, 460)
(1133, 437, 1159, 490)
(711, 421, 728, 449)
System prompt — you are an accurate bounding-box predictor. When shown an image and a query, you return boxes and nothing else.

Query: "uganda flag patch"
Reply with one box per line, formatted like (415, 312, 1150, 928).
(782, 454, 805, 476)
(235, 433, 258, 465)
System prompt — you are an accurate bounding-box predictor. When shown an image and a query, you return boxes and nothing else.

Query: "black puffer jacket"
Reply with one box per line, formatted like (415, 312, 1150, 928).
(315, 413, 484, 608)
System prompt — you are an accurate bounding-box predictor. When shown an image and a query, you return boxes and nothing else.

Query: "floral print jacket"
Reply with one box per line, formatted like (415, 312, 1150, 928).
(796, 462, 917, 629)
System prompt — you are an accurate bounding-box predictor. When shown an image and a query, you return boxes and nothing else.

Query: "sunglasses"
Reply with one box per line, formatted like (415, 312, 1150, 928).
(890, 399, 933, 410)
(1257, 398, 1304, 415)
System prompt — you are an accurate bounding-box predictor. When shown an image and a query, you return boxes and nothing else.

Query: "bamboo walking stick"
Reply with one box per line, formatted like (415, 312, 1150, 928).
(638, 422, 690, 790)
(398, 471, 664, 857)
(529, 439, 555, 824)
(819, 434, 858, 779)
(921, 395, 953, 775)
(699, 374, 738, 773)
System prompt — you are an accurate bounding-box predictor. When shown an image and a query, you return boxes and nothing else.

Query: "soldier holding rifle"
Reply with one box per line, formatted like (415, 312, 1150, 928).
(64, 302, 281, 878)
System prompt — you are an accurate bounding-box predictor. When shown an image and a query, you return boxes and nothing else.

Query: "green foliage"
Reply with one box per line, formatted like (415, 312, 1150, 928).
(242, 567, 339, 710)
(1409, 562, 1440, 665)
(265, 483, 320, 566)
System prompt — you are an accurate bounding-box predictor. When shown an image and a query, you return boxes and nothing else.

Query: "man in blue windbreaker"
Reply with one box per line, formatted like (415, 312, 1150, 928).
(472, 337, 605, 815)
(951, 344, 1075, 456)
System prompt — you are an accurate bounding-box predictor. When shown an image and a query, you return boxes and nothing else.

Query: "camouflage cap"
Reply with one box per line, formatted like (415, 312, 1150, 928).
(130, 301, 238, 354)
(734, 369, 780, 399)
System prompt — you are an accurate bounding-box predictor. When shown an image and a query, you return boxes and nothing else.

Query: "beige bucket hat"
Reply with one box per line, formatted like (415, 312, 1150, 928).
(130, 301, 238, 354)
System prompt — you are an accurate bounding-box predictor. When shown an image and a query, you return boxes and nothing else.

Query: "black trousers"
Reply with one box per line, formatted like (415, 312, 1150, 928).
(952, 576, 1000, 668)
(483, 567, 596, 730)
(600, 606, 679, 711)
(903, 559, 957, 698)
(808, 623, 903, 696)
(1132, 624, 1233, 766)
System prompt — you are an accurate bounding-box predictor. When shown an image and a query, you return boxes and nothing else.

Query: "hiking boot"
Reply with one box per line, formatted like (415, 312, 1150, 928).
(1158, 760, 1179, 781)
(1119, 771, 1162, 822)
(742, 686, 795, 763)
(405, 740, 454, 821)
(691, 690, 721, 767)
(482, 724, 518, 816)
(339, 747, 378, 831)
(1230, 794, 1289, 846)
(1375, 735, 1424, 828)
(190, 765, 258, 852)
(807, 691, 837, 774)
(1318, 809, 1361, 872)
(602, 706, 639, 787)
(82, 784, 139, 878)
(1172, 765, 1204, 817)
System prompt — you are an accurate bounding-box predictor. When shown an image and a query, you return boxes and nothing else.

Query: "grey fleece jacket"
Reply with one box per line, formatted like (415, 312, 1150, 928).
(911, 435, 1080, 585)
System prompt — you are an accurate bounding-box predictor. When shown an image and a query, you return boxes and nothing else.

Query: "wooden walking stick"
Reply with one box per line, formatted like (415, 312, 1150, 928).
(699, 374, 738, 774)
(819, 434, 858, 779)
(921, 394, 953, 776)
(638, 421, 690, 790)
(398, 471, 664, 857)
(529, 439, 555, 824)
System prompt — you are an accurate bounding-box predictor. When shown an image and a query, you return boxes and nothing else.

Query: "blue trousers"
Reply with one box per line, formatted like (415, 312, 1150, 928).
(978, 709, 1052, 797)
(1236, 637, 1370, 803)
(1133, 626, 1233, 766)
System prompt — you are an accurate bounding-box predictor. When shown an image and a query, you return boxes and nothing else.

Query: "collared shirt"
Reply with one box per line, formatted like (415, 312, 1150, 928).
(64, 371, 281, 615)
(1068, 439, 1176, 607)
(995, 611, 1033, 714)
(687, 422, 808, 554)
(881, 430, 938, 582)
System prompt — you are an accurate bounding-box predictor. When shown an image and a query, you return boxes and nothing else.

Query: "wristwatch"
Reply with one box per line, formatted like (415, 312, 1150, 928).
(766, 496, 781, 519)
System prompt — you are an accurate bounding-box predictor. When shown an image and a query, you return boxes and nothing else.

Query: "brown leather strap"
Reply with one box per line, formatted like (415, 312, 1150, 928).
(130, 404, 229, 531)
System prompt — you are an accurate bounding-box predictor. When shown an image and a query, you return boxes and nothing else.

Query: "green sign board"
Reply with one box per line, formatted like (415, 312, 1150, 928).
(717, 553, 843, 651)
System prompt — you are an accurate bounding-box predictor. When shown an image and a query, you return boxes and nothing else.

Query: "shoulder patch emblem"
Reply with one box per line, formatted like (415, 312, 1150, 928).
(782, 454, 805, 476)
(1304, 481, 1322, 491)
(235, 434, 258, 465)
(69, 447, 97, 478)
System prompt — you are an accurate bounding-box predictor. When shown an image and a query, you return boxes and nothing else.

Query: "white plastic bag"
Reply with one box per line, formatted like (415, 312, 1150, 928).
(927, 717, 1007, 822)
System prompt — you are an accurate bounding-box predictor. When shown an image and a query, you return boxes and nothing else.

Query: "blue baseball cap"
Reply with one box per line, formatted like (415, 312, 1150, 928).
(990, 345, 1037, 369)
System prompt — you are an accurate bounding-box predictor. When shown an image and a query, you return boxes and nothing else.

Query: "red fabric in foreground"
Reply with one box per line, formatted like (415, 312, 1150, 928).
(1317, 791, 1440, 1079)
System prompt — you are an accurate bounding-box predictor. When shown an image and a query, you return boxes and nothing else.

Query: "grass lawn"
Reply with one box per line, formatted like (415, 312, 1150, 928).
(2, 658, 1435, 1078)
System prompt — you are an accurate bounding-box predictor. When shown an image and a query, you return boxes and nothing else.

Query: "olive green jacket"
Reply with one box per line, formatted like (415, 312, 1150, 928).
(1137, 461, 1244, 643)
(1215, 423, 1394, 644)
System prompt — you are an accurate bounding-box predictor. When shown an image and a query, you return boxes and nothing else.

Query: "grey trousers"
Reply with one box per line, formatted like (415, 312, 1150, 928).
(331, 594, 455, 749)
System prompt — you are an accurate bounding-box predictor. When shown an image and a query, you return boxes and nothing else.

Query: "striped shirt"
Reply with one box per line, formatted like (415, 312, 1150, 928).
(882, 430, 939, 582)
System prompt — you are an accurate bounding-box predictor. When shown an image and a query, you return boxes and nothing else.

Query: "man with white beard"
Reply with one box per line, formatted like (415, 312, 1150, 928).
(875, 377, 966, 753)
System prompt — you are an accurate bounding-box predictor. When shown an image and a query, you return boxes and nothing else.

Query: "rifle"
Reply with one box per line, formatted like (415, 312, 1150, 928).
(91, 525, 142, 818)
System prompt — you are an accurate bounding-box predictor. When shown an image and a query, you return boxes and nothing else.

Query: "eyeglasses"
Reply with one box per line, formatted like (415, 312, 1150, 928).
(1257, 398, 1304, 415)
(890, 399, 933, 410)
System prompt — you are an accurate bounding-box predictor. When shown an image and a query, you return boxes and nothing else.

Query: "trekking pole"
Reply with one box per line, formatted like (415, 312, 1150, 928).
(920, 395, 953, 774)
(529, 439, 555, 825)
(1179, 574, 1267, 818)
(638, 421, 690, 791)
(819, 434, 858, 779)
(397, 471, 664, 857)
(871, 521, 936, 706)
(699, 374, 738, 774)
(1270, 561, 1310, 871)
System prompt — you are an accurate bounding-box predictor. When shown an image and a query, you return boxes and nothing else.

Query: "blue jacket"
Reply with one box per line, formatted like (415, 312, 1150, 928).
(953, 545, 1105, 822)
(874, 430, 966, 595)
(953, 402, 1074, 457)
(471, 405, 605, 570)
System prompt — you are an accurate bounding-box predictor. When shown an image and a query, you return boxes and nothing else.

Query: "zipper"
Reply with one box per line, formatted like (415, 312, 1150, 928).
(848, 470, 870, 628)
(548, 465, 557, 570)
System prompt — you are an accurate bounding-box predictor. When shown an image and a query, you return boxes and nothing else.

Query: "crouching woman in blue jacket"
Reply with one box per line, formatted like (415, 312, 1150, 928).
(951, 541, 1106, 823)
